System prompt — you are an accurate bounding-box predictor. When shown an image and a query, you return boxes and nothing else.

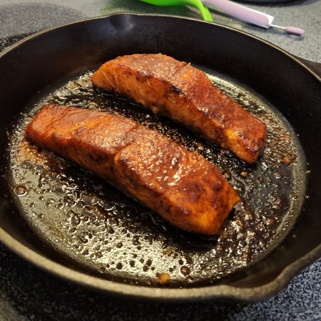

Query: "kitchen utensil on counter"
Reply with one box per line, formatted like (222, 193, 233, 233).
(140, 0, 304, 35)
(140, 0, 213, 21)
(203, 0, 304, 35)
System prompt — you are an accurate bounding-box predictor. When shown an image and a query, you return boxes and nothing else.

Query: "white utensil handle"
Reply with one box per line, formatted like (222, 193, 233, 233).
(202, 0, 273, 28)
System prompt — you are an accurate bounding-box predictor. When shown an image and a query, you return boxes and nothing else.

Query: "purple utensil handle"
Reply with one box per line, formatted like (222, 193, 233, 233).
(284, 26, 305, 36)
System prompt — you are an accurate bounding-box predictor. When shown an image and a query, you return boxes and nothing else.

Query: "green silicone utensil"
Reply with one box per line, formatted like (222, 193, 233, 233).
(140, 0, 213, 22)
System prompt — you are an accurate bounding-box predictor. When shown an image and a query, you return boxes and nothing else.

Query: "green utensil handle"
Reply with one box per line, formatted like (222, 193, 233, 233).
(140, 0, 213, 22)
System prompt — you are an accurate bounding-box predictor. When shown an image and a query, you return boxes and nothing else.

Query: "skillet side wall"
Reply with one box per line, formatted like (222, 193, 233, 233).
(1, 14, 321, 295)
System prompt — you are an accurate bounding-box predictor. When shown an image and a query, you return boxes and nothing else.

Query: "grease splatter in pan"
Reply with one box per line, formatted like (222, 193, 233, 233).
(8, 69, 306, 287)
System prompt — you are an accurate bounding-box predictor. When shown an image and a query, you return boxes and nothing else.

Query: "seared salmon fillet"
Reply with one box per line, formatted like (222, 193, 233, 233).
(91, 53, 267, 163)
(25, 104, 240, 235)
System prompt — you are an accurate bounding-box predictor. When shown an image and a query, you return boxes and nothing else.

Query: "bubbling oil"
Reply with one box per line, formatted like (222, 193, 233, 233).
(8, 70, 306, 287)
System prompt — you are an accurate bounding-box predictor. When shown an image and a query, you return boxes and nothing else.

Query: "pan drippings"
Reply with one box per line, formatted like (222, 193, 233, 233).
(8, 70, 306, 287)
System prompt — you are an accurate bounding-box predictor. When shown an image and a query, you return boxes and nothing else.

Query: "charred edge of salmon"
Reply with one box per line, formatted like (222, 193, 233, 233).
(91, 53, 267, 164)
(25, 104, 241, 235)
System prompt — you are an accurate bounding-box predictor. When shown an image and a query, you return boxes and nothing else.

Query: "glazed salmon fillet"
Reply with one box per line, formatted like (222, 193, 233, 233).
(25, 104, 241, 235)
(92, 53, 267, 163)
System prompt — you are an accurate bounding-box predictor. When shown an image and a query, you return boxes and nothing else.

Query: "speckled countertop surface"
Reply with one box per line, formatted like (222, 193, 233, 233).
(1, 0, 321, 320)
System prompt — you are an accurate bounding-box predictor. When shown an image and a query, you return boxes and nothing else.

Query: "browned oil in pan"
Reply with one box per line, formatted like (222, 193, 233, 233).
(8, 67, 306, 288)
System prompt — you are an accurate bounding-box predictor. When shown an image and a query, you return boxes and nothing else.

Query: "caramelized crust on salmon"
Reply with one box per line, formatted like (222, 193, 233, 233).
(92, 53, 267, 163)
(25, 104, 240, 235)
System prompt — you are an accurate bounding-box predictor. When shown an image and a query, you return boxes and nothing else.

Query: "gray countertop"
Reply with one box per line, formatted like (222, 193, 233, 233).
(1, 0, 320, 63)
(1, 0, 321, 320)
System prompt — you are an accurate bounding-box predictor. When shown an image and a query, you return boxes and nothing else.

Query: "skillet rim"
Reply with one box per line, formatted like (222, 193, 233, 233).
(0, 13, 321, 302)
(1, 221, 321, 302)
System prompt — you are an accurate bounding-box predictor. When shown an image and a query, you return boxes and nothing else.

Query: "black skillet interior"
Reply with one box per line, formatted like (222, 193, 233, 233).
(1, 14, 321, 301)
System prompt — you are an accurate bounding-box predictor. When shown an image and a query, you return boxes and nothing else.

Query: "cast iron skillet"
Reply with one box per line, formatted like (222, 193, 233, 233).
(0, 14, 321, 302)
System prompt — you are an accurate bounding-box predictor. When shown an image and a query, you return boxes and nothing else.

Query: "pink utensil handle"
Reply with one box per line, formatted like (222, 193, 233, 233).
(202, 0, 272, 27)
(284, 26, 305, 36)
